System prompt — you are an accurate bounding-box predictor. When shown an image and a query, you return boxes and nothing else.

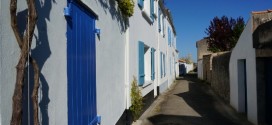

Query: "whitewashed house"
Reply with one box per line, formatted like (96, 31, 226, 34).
(229, 10, 272, 125)
(0, 0, 177, 124)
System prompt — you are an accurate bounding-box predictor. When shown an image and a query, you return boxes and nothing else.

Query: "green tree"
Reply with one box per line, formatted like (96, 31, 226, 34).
(180, 54, 193, 64)
(205, 16, 245, 52)
(130, 76, 143, 121)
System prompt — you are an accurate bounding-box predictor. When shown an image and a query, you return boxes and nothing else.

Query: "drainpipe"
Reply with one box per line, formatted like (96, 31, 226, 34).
(155, 16, 160, 97)
(125, 27, 130, 110)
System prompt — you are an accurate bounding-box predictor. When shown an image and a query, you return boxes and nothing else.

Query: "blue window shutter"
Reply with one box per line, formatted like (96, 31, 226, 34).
(158, 9, 161, 32)
(138, 0, 144, 9)
(162, 18, 165, 35)
(150, 0, 154, 22)
(170, 57, 171, 75)
(160, 52, 163, 78)
(151, 48, 155, 80)
(170, 30, 172, 47)
(138, 41, 145, 85)
(164, 54, 166, 76)
(168, 27, 170, 46)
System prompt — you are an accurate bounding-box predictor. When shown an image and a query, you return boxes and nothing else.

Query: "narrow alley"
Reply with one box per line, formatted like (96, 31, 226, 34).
(136, 74, 253, 125)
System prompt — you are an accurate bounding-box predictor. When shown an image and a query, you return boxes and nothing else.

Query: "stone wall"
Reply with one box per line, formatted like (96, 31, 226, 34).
(211, 52, 231, 103)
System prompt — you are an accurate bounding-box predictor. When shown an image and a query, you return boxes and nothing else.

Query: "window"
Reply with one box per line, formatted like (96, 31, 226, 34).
(139, 0, 155, 23)
(162, 16, 165, 36)
(138, 0, 144, 8)
(170, 57, 172, 75)
(158, 7, 161, 32)
(160, 52, 166, 78)
(164, 53, 166, 76)
(168, 27, 171, 46)
(139, 41, 156, 85)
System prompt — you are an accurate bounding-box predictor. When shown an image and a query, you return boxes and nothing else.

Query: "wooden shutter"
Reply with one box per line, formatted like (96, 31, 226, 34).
(151, 48, 155, 80)
(138, 41, 145, 85)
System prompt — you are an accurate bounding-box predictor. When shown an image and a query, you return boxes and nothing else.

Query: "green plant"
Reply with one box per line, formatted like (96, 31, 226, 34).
(117, 0, 134, 17)
(130, 76, 143, 121)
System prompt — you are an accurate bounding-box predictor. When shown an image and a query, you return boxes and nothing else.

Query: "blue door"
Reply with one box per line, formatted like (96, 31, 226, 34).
(66, 2, 99, 125)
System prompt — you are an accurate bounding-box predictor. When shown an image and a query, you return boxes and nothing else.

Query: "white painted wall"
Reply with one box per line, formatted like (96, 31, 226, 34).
(0, 0, 178, 124)
(129, 0, 158, 99)
(229, 18, 258, 124)
(0, 0, 67, 124)
(158, 20, 168, 88)
(79, 1, 127, 124)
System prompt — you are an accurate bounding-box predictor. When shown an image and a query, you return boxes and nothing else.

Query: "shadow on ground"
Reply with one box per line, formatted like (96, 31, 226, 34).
(147, 73, 252, 125)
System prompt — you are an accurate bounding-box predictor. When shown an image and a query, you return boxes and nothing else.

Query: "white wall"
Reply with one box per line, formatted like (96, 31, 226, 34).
(1, 0, 178, 124)
(129, 0, 158, 99)
(79, 1, 127, 124)
(0, 0, 67, 124)
(229, 18, 258, 124)
(158, 20, 168, 87)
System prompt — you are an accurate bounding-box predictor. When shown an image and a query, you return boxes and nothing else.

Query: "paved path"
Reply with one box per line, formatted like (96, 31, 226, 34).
(134, 74, 253, 125)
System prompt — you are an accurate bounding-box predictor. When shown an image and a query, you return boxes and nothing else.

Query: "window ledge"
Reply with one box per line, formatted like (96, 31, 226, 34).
(141, 81, 152, 89)
(142, 9, 154, 24)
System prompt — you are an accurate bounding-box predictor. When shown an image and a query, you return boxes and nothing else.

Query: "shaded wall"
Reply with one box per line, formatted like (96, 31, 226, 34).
(211, 52, 231, 103)
(203, 54, 212, 83)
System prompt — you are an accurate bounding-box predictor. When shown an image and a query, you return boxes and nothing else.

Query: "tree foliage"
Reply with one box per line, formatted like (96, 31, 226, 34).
(205, 16, 245, 52)
(180, 54, 193, 64)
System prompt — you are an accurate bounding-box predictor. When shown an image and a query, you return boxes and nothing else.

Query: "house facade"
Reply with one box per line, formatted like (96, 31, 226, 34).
(0, 0, 178, 124)
(196, 39, 212, 80)
(229, 10, 272, 125)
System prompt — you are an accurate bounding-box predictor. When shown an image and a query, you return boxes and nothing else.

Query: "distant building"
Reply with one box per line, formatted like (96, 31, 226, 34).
(196, 39, 212, 79)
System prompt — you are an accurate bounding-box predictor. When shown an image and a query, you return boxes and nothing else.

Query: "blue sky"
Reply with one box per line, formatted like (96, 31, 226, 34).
(165, 0, 272, 62)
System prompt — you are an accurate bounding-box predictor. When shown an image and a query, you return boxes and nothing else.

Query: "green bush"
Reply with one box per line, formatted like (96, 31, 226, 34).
(117, 0, 134, 17)
(130, 76, 143, 121)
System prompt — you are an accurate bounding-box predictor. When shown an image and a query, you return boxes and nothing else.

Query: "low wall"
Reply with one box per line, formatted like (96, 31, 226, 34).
(211, 52, 231, 102)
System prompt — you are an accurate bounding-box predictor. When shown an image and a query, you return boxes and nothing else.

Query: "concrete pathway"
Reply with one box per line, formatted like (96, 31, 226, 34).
(134, 74, 253, 125)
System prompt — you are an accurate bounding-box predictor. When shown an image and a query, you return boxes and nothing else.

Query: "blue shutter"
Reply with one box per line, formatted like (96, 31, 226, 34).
(168, 27, 170, 46)
(158, 8, 161, 32)
(170, 30, 172, 47)
(151, 48, 155, 80)
(170, 57, 172, 75)
(138, 41, 145, 86)
(162, 17, 165, 35)
(164, 54, 166, 76)
(138, 0, 144, 9)
(150, 0, 154, 22)
(160, 52, 163, 78)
